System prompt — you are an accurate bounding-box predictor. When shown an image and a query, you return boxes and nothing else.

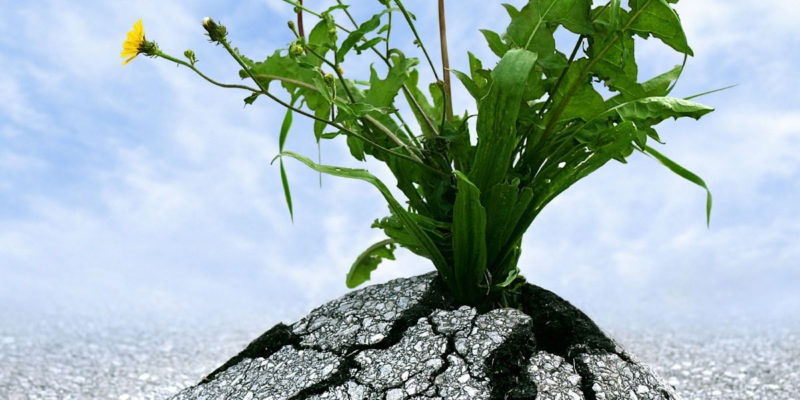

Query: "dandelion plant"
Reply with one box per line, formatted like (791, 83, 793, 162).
(123, 0, 714, 310)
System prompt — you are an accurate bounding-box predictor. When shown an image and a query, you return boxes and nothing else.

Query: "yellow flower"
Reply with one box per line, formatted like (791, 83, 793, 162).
(121, 19, 145, 65)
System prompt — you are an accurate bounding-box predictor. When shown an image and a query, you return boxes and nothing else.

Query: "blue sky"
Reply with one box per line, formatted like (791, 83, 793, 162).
(1, 0, 798, 330)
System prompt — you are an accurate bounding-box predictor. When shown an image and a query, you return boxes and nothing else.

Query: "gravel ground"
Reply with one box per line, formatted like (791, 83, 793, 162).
(1, 313, 797, 400)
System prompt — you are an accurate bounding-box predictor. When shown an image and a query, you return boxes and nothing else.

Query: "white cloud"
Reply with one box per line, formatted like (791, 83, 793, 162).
(0, 0, 798, 329)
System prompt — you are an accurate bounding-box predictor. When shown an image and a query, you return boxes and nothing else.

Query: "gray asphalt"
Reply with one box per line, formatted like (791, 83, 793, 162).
(1, 314, 797, 400)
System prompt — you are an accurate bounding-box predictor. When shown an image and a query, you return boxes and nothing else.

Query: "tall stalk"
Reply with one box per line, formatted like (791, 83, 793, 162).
(438, 0, 454, 123)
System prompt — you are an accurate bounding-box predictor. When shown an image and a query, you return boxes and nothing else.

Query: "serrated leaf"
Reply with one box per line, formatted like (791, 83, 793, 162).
(365, 52, 417, 108)
(338, 13, 383, 63)
(346, 239, 396, 288)
(553, 58, 607, 123)
(629, 0, 693, 56)
(612, 96, 714, 125)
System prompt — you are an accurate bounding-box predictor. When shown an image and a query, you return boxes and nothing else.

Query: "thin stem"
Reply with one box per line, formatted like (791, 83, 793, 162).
(438, 0, 453, 122)
(297, 0, 305, 37)
(302, 45, 357, 103)
(215, 42, 426, 167)
(394, 0, 441, 83)
(155, 52, 261, 93)
(337, 0, 359, 28)
(538, 35, 584, 120)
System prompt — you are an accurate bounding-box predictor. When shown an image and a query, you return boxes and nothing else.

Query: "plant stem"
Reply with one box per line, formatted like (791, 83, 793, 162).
(154, 52, 261, 93)
(438, 0, 453, 122)
(394, 0, 441, 83)
(297, 0, 305, 37)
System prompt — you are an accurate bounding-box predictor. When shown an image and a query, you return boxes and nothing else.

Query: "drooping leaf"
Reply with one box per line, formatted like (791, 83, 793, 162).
(278, 106, 294, 220)
(279, 160, 294, 221)
(279, 151, 453, 284)
(346, 239, 396, 288)
(644, 145, 712, 226)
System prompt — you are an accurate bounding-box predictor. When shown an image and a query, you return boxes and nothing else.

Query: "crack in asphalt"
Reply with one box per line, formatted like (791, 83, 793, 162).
(186, 277, 661, 400)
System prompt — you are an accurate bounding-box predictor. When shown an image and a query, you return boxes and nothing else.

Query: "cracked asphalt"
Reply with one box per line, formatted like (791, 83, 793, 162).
(1, 302, 797, 399)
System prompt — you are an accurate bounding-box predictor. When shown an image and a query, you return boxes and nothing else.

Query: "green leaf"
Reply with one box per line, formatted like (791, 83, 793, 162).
(452, 70, 480, 101)
(505, 1, 556, 54)
(553, 58, 607, 123)
(346, 239, 396, 288)
(587, 26, 640, 97)
(612, 96, 714, 125)
(483, 181, 534, 268)
(403, 69, 441, 139)
(470, 49, 537, 193)
(365, 51, 417, 108)
(279, 151, 453, 284)
(545, 0, 594, 35)
(629, 0, 693, 56)
(278, 107, 294, 220)
(644, 145, 712, 226)
(480, 29, 509, 57)
(338, 13, 383, 63)
(606, 64, 685, 107)
(279, 160, 294, 221)
(452, 171, 487, 296)
(279, 107, 293, 151)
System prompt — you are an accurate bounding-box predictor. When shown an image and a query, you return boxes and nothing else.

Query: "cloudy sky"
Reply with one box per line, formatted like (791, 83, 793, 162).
(1, 0, 797, 331)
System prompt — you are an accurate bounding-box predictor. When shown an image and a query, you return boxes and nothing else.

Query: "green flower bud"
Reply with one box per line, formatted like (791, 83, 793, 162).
(202, 17, 227, 43)
(289, 42, 304, 57)
(184, 49, 197, 65)
(324, 73, 335, 85)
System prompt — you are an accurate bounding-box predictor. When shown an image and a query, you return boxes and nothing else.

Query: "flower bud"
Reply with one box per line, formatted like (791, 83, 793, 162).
(324, 73, 335, 85)
(202, 17, 216, 31)
(184, 49, 197, 65)
(289, 42, 304, 57)
(202, 17, 227, 43)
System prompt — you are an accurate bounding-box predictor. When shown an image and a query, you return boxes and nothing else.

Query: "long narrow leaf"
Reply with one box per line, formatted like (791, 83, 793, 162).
(452, 171, 487, 297)
(279, 151, 453, 282)
(644, 145, 713, 226)
(279, 160, 294, 221)
(470, 49, 537, 193)
(279, 107, 294, 220)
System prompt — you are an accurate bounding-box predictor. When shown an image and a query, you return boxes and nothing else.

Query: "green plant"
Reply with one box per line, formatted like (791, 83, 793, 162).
(123, 0, 714, 310)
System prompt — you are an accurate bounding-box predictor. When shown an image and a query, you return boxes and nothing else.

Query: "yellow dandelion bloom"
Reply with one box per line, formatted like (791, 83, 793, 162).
(121, 19, 145, 65)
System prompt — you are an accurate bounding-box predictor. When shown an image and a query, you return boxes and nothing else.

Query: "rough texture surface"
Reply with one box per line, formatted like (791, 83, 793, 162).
(170, 273, 681, 400)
